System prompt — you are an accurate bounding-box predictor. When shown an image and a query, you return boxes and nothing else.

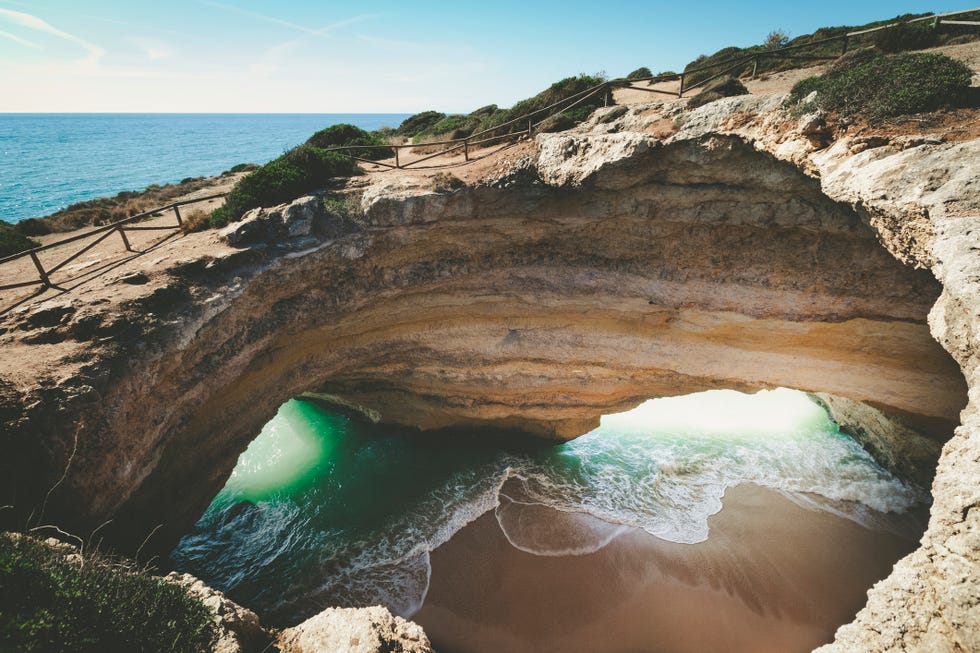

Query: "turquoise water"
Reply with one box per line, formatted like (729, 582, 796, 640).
(0, 113, 410, 223)
(170, 389, 928, 625)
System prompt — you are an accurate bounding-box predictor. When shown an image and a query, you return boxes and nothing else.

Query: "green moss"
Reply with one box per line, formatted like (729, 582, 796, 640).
(0, 533, 216, 653)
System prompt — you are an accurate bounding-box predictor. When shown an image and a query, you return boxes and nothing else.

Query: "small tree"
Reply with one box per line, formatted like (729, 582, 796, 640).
(765, 29, 790, 50)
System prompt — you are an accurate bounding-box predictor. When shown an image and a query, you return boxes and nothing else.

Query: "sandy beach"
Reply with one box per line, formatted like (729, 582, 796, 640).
(414, 484, 922, 653)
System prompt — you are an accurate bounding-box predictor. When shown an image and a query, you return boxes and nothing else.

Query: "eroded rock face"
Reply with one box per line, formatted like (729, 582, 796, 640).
(0, 93, 975, 650)
(164, 572, 269, 653)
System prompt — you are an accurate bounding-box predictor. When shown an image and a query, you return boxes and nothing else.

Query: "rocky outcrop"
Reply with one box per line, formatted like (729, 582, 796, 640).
(164, 572, 269, 653)
(0, 91, 976, 650)
(275, 606, 432, 653)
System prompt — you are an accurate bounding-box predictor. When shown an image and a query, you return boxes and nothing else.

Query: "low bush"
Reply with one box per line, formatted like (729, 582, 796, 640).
(626, 66, 652, 80)
(786, 75, 825, 104)
(789, 51, 973, 121)
(179, 209, 212, 233)
(211, 145, 358, 228)
(430, 172, 466, 193)
(413, 74, 608, 144)
(826, 47, 882, 76)
(305, 124, 391, 161)
(393, 111, 447, 137)
(765, 30, 790, 50)
(534, 113, 576, 133)
(0, 533, 216, 653)
(686, 76, 749, 109)
(0, 224, 40, 257)
(227, 163, 258, 174)
(873, 22, 937, 53)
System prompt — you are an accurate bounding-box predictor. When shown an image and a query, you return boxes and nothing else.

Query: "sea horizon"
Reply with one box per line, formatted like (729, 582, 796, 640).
(0, 112, 412, 224)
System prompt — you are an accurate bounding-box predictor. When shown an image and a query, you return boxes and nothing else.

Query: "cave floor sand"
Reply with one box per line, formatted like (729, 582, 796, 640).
(414, 484, 922, 653)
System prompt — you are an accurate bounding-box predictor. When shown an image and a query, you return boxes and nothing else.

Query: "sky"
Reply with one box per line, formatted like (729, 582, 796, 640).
(0, 0, 976, 113)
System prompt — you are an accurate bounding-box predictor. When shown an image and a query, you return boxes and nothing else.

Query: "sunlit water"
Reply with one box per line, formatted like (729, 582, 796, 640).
(170, 389, 928, 625)
(0, 113, 410, 223)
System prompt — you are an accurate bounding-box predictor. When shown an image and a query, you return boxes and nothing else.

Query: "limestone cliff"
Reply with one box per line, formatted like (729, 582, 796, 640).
(0, 93, 976, 650)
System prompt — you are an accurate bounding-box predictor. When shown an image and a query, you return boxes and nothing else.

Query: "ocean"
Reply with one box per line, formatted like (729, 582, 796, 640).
(0, 113, 411, 224)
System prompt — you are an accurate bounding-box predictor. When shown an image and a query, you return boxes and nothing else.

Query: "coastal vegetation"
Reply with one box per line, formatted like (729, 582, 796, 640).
(788, 51, 973, 121)
(402, 74, 608, 143)
(305, 123, 391, 160)
(210, 73, 611, 225)
(0, 224, 39, 258)
(682, 10, 979, 86)
(6, 10, 976, 242)
(686, 76, 749, 109)
(209, 144, 358, 228)
(0, 533, 215, 652)
(6, 166, 258, 238)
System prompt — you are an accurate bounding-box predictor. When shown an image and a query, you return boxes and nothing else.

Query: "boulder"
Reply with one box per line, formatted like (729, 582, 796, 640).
(275, 606, 432, 653)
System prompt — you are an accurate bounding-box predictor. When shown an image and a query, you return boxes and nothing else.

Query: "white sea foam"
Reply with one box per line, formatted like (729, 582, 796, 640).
(173, 389, 931, 621)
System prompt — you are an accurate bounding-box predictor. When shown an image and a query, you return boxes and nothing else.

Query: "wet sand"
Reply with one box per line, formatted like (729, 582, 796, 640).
(413, 484, 922, 653)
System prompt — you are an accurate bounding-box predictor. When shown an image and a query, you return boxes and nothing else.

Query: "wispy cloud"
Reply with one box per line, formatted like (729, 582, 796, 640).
(240, 11, 379, 78)
(128, 36, 174, 61)
(357, 34, 422, 50)
(201, 1, 377, 37)
(0, 7, 104, 66)
(200, 0, 319, 34)
(0, 28, 38, 48)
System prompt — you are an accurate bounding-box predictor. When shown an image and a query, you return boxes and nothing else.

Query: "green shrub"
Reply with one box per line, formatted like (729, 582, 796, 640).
(227, 163, 257, 174)
(212, 145, 358, 227)
(827, 47, 882, 76)
(787, 75, 826, 104)
(394, 111, 447, 137)
(687, 76, 749, 109)
(0, 533, 216, 653)
(430, 172, 466, 193)
(684, 46, 752, 86)
(626, 66, 653, 80)
(765, 30, 790, 50)
(305, 124, 390, 161)
(415, 114, 483, 141)
(680, 12, 939, 87)
(534, 113, 576, 133)
(0, 224, 40, 257)
(873, 22, 937, 53)
(804, 52, 972, 121)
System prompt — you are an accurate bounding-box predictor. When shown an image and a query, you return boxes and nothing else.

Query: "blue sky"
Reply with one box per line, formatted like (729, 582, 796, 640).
(0, 0, 975, 112)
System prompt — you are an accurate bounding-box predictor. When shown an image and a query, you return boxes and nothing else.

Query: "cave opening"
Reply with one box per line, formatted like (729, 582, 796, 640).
(169, 387, 929, 653)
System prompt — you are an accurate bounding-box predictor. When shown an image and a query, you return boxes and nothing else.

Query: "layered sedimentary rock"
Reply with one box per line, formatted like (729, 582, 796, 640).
(0, 93, 976, 650)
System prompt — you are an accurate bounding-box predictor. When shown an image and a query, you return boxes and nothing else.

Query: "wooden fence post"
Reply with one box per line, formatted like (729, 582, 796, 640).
(751, 57, 758, 79)
(678, 73, 685, 97)
(464, 140, 469, 161)
(173, 205, 183, 226)
(395, 147, 400, 169)
(117, 227, 133, 252)
(841, 35, 849, 55)
(29, 251, 51, 288)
